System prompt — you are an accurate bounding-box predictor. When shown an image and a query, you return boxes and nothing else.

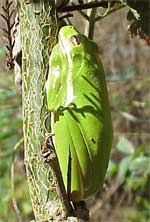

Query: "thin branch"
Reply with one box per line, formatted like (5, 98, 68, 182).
(0, 26, 8, 33)
(84, 6, 97, 39)
(90, 181, 123, 216)
(100, 2, 111, 17)
(71, 2, 89, 20)
(0, 13, 8, 22)
(58, 1, 121, 13)
(94, 4, 125, 22)
(120, 111, 150, 123)
(0, 0, 16, 69)
(41, 134, 73, 218)
(59, 13, 73, 20)
(11, 137, 24, 222)
(10, 9, 16, 19)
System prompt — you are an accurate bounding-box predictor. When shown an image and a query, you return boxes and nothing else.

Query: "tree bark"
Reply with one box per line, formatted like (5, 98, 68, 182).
(18, 0, 62, 220)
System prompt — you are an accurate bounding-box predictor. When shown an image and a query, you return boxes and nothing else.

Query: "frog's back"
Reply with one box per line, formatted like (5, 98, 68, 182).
(68, 47, 113, 198)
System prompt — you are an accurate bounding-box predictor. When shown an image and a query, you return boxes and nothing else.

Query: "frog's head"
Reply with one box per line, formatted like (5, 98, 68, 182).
(58, 26, 97, 57)
(58, 26, 82, 55)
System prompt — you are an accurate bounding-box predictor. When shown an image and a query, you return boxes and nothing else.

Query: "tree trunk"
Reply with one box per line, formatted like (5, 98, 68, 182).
(18, 0, 62, 220)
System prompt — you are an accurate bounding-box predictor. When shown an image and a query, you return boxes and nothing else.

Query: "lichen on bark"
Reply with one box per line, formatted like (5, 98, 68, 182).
(17, 0, 63, 220)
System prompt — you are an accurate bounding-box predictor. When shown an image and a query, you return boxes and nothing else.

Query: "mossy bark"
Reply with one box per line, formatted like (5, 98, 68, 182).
(18, 1, 62, 220)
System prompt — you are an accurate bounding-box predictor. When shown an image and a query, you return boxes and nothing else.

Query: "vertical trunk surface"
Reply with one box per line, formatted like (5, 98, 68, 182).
(18, 0, 62, 220)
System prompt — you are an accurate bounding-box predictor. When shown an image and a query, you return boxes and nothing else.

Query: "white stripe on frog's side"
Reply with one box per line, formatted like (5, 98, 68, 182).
(52, 68, 60, 89)
(45, 68, 60, 91)
(59, 35, 74, 107)
(65, 43, 74, 106)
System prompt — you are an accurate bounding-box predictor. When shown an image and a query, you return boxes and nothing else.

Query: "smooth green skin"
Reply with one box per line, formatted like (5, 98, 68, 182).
(46, 26, 113, 202)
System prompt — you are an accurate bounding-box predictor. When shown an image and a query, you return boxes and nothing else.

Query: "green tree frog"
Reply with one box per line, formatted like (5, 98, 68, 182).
(46, 26, 113, 202)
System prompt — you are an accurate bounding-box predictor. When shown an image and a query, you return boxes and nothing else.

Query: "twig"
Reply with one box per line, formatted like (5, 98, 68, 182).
(120, 111, 150, 123)
(84, 6, 97, 39)
(11, 137, 24, 222)
(41, 134, 89, 220)
(59, 13, 73, 20)
(90, 181, 123, 217)
(41, 134, 74, 218)
(0, 0, 16, 69)
(94, 3, 125, 22)
(115, 192, 127, 207)
(71, 2, 89, 20)
(58, 1, 121, 13)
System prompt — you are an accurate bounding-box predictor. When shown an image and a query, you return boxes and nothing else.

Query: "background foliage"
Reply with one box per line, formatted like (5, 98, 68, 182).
(0, 1, 149, 221)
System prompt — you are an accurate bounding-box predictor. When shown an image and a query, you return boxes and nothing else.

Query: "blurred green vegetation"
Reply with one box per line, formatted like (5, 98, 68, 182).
(0, 46, 32, 222)
(106, 138, 149, 222)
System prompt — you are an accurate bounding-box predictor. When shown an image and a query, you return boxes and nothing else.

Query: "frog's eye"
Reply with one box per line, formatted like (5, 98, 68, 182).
(70, 35, 81, 46)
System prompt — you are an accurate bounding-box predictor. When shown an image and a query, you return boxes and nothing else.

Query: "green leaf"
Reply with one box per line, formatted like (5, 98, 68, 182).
(129, 156, 150, 174)
(126, 175, 147, 190)
(116, 136, 134, 154)
(133, 143, 148, 157)
(106, 160, 118, 177)
(0, 128, 14, 140)
(118, 156, 133, 181)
